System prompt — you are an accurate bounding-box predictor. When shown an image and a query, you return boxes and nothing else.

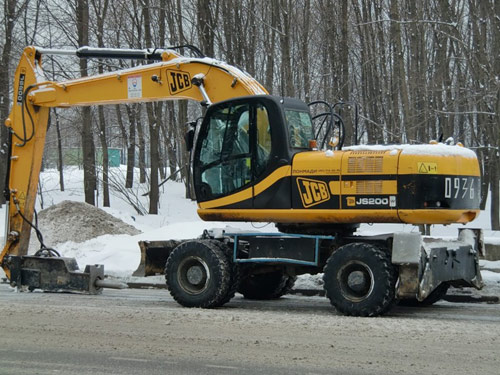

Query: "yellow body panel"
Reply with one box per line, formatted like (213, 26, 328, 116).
(398, 151, 480, 176)
(198, 146, 481, 225)
(199, 166, 291, 209)
(197, 208, 475, 224)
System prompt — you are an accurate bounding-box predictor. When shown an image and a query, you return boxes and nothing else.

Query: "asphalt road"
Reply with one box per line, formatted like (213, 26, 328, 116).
(0, 283, 499, 375)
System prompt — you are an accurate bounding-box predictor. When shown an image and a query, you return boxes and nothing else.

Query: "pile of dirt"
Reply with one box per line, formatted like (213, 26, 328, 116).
(29, 200, 141, 250)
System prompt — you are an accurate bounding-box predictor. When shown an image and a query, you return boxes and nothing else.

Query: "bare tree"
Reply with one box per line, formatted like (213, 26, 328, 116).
(90, 0, 110, 206)
(0, 0, 29, 205)
(76, 0, 97, 205)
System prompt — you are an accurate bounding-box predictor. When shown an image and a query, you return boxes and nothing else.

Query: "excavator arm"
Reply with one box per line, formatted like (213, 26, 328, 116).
(1, 45, 267, 281)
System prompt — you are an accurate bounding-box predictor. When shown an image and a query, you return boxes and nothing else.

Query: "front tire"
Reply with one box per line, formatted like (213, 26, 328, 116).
(323, 243, 397, 317)
(165, 240, 232, 308)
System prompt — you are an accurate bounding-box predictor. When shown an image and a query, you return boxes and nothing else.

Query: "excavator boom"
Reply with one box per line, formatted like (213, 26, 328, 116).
(1, 45, 266, 277)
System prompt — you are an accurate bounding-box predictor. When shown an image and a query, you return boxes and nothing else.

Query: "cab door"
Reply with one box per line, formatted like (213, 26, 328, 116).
(194, 101, 254, 207)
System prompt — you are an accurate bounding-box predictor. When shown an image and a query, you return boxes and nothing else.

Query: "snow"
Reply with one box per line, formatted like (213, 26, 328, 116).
(480, 259, 500, 271)
(344, 143, 477, 158)
(0, 166, 499, 293)
(481, 271, 500, 284)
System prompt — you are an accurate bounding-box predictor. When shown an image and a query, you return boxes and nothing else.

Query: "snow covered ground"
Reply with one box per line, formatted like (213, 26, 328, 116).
(1, 166, 499, 292)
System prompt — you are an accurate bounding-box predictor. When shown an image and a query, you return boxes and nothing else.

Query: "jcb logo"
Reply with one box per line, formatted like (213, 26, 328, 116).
(297, 178, 330, 208)
(167, 70, 191, 94)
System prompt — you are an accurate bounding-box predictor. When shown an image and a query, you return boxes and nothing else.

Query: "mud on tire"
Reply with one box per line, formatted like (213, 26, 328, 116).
(323, 243, 397, 317)
(165, 240, 232, 308)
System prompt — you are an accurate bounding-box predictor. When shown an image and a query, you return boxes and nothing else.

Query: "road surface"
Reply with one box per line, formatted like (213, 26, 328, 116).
(0, 283, 499, 375)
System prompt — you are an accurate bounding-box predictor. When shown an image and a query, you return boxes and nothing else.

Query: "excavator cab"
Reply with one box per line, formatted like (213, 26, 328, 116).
(194, 95, 312, 206)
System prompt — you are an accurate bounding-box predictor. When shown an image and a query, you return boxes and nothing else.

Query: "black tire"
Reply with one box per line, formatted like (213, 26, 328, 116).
(397, 283, 449, 307)
(323, 243, 397, 317)
(238, 270, 296, 300)
(208, 240, 240, 305)
(165, 240, 231, 308)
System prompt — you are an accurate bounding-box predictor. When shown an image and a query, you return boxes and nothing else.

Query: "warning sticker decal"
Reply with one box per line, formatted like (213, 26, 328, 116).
(127, 75, 142, 98)
(417, 162, 438, 174)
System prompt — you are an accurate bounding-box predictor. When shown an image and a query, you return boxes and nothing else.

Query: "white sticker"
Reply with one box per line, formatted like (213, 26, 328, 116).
(390, 196, 397, 208)
(127, 75, 142, 98)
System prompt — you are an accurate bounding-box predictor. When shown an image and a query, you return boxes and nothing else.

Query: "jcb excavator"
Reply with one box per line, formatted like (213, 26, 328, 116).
(1, 46, 483, 316)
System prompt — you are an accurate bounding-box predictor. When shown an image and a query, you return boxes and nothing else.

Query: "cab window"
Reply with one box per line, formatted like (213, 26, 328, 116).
(255, 104, 272, 177)
(196, 102, 273, 201)
(285, 110, 314, 148)
(197, 103, 251, 198)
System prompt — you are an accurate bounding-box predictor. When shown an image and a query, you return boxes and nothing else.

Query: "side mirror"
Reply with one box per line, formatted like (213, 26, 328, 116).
(184, 128, 195, 151)
(184, 119, 201, 152)
(184, 129, 194, 151)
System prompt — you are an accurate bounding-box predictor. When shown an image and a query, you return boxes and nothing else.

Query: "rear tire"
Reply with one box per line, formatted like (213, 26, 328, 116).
(238, 270, 296, 300)
(323, 243, 397, 317)
(208, 240, 240, 305)
(165, 240, 231, 308)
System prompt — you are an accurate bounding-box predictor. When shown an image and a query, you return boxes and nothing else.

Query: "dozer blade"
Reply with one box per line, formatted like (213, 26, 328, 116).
(393, 228, 484, 301)
(133, 240, 183, 277)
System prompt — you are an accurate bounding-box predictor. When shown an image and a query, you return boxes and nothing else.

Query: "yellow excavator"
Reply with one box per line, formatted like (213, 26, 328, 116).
(1, 46, 483, 316)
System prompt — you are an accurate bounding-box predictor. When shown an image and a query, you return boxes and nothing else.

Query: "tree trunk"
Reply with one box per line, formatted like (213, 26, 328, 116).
(77, 0, 96, 205)
(339, 0, 352, 144)
(124, 105, 137, 189)
(300, 0, 311, 103)
(197, 0, 217, 57)
(0, 0, 20, 205)
(137, 116, 146, 184)
(264, 0, 278, 93)
(53, 109, 65, 192)
(279, 0, 294, 97)
(92, 0, 110, 207)
(97, 106, 110, 206)
(177, 101, 194, 199)
(142, 0, 160, 214)
(491, 153, 500, 230)
(389, 0, 410, 143)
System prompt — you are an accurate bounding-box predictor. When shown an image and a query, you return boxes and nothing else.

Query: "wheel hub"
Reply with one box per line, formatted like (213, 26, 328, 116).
(177, 256, 211, 295)
(338, 260, 374, 302)
(186, 265, 205, 285)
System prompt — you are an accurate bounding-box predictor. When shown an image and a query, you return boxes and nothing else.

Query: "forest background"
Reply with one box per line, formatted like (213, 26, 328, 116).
(0, 0, 498, 228)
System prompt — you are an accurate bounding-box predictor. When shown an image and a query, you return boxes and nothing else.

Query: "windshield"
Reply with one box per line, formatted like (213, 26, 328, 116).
(285, 110, 314, 148)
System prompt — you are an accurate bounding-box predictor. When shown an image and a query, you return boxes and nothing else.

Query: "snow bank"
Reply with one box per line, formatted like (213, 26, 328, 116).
(28, 200, 141, 251)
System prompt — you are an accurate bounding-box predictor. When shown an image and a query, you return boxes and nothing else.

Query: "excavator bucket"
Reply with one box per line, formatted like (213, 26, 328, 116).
(133, 240, 183, 277)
